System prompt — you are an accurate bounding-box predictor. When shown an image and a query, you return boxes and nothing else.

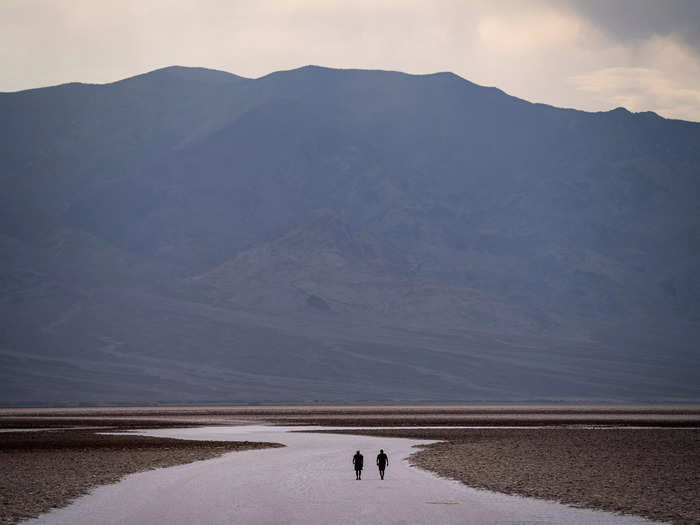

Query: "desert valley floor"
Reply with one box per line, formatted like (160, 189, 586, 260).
(1, 406, 698, 525)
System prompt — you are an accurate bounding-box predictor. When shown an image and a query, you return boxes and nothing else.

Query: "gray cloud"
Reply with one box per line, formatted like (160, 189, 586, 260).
(564, 0, 700, 49)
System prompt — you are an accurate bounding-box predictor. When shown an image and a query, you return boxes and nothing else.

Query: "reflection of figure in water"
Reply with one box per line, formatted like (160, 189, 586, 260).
(353, 450, 364, 480)
(376, 449, 389, 480)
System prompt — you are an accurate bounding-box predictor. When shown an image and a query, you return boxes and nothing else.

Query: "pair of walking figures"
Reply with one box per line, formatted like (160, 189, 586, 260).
(352, 449, 388, 480)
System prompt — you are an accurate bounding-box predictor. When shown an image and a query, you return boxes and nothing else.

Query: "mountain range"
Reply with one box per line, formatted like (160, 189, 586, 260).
(1, 65, 699, 404)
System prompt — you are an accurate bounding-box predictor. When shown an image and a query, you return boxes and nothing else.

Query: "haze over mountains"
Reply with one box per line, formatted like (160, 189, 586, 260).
(1, 65, 699, 404)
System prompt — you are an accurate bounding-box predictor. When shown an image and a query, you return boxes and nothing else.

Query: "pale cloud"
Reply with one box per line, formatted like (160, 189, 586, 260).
(571, 67, 700, 121)
(477, 9, 586, 56)
(570, 36, 700, 121)
(0, 0, 698, 121)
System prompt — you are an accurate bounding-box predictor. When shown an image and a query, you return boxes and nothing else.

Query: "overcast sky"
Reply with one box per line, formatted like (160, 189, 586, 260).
(2, 0, 699, 121)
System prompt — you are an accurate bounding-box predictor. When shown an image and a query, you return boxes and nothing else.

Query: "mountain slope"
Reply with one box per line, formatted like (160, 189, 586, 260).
(61, 66, 700, 317)
(1, 65, 699, 404)
(195, 209, 552, 335)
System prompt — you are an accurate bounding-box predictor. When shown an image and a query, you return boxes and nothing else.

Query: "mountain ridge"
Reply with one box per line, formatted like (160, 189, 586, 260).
(7, 64, 694, 122)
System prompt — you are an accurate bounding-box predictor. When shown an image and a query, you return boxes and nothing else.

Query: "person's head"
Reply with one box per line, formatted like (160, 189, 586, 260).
(356, 450, 360, 454)
(380, 449, 384, 453)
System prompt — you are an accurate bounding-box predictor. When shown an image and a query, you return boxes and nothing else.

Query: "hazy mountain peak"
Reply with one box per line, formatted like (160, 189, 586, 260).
(259, 64, 480, 89)
(608, 106, 632, 115)
(117, 65, 248, 86)
(636, 110, 664, 119)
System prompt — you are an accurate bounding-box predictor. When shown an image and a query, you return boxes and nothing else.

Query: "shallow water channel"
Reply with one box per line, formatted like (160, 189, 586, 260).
(25, 425, 664, 525)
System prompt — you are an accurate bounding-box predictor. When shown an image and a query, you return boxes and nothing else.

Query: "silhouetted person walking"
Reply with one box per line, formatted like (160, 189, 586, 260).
(376, 449, 388, 479)
(353, 450, 364, 480)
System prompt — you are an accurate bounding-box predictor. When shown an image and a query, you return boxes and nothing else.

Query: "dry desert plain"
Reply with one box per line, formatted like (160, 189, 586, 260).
(1, 405, 699, 524)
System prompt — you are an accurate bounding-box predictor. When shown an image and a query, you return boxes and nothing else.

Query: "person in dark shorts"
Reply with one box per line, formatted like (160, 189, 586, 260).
(376, 449, 389, 480)
(353, 450, 364, 480)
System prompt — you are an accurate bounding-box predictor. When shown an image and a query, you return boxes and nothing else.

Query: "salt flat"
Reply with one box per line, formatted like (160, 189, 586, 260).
(24, 425, 662, 525)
